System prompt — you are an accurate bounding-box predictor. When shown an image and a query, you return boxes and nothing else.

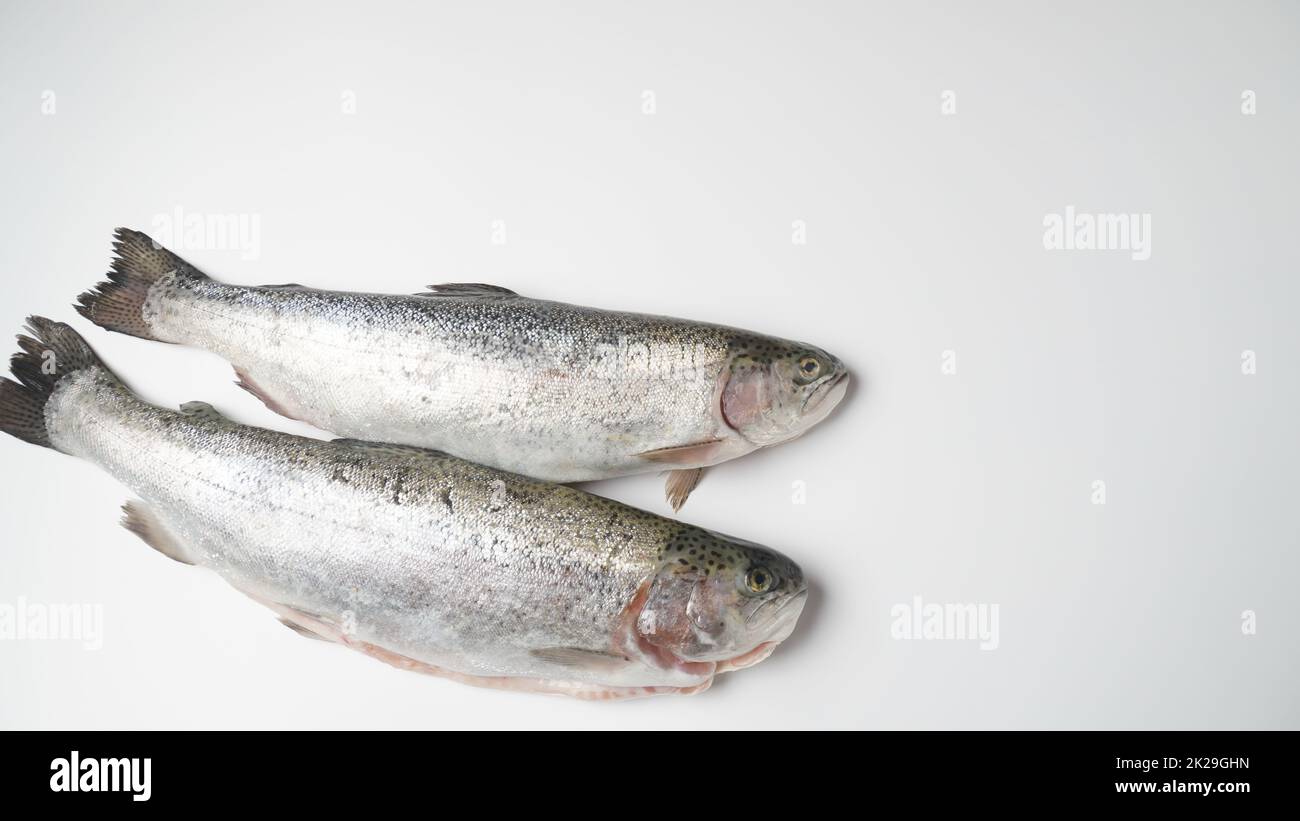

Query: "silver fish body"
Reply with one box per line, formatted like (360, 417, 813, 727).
(150, 282, 743, 480)
(77, 230, 851, 507)
(2, 319, 808, 698)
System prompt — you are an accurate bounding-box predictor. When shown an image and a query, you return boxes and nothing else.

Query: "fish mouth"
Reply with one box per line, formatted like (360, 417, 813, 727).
(732, 587, 808, 656)
(806, 368, 847, 413)
(715, 641, 778, 673)
(713, 589, 808, 672)
(800, 371, 849, 422)
(747, 588, 808, 633)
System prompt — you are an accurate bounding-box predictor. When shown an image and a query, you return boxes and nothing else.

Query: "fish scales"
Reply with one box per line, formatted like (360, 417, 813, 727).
(1, 318, 808, 697)
(75, 229, 851, 508)
(49, 369, 659, 655)
(148, 279, 729, 477)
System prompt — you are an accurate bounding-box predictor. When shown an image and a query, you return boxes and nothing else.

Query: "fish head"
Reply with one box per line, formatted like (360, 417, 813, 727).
(636, 528, 808, 666)
(720, 336, 849, 447)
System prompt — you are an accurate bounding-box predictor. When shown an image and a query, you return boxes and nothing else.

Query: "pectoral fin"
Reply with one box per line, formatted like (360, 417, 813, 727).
(636, 439, 724, 466)
(529, 647, 634, 674)
(664, 468, 705, 512)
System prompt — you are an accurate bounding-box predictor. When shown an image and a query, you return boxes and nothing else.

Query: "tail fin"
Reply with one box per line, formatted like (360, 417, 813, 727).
(74, 228, 206, 341)
(0, 316, 108, 448)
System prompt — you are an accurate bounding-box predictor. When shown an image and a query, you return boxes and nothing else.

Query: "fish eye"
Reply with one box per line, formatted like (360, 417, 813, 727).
(745, 566, 776, 594)
(797, 356, 821, 379)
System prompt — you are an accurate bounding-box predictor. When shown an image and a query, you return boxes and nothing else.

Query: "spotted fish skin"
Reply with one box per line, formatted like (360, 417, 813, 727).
(0, 319, 808, 699)
(150, 279, 741, 480)
(75, 230, 851, 506)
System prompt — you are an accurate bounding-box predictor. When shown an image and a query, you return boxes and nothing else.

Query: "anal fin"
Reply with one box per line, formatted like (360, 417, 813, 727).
(279, 616, 331, 641)
(121, 501, 194, 565)
(233, 366, 302, 421)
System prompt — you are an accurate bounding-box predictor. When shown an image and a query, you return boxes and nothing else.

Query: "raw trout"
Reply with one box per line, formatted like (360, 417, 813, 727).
(0, 318, 808, 699)
(75, 229, 850, 509)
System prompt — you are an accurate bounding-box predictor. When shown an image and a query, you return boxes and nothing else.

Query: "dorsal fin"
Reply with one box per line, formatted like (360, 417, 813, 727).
(258, 283, 308, 290)
(419, 283, 517, 298)
(178, 401, 227, 422)
(331, 438, 450, 458)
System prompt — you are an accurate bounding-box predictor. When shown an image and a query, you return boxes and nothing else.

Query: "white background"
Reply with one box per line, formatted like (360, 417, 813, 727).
(1, 1, 1296, 729)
